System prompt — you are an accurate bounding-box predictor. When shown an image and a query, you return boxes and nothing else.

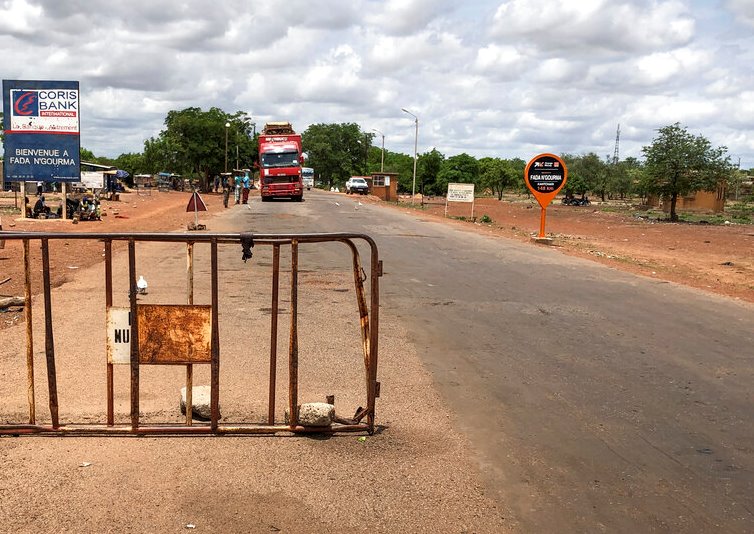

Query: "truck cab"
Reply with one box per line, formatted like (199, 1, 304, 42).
(259, 122, 304, 201)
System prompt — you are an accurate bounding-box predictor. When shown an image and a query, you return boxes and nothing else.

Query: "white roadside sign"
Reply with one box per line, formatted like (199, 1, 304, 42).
(445, 183, 476, 219)
(106, 307, 131, 364)
(447, 183, 475, 202)
(75, 171, 104, 189)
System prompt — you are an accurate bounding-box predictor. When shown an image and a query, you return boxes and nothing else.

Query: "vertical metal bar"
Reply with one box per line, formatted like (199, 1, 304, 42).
(288, 240, 299, 427)
(186, 242, 194, 425)
(346, 241, 371, 404)
(268, 244, 280, 424)
(368, 245, 381, 433)
(40, 238, 59, 429)
(105, 240, 114, 426)
(210, 238, 220, 432)
(128, 239, 139, 429)
(23, 239, 35, 424)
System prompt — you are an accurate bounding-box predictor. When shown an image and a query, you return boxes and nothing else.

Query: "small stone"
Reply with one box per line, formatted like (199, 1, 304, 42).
(180, 385, 218, 420)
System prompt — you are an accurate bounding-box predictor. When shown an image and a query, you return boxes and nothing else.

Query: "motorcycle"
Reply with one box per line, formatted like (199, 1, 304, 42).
(562, 195, 591, 206)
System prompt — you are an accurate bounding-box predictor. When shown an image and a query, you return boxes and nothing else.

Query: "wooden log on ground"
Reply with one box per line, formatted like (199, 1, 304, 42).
(0, 296, 25, 309)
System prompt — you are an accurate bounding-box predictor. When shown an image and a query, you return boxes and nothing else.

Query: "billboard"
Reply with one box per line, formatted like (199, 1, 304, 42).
(2, 80, 81, 183)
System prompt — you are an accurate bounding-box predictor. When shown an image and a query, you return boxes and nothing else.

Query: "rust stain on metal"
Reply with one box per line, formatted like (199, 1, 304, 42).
(137, 304, 212, 364)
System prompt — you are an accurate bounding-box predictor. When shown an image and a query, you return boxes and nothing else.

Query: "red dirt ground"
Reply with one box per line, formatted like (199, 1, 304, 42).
(0, 190, 217, 329)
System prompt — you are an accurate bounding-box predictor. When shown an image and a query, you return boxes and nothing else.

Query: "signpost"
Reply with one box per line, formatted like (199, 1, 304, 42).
(524, 153, 568, 238)
(186, 191, 208, 230)
(445, 183, 475, 219)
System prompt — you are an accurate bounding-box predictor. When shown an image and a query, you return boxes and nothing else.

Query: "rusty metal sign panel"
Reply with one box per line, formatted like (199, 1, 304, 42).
(137, 304, 212, 364)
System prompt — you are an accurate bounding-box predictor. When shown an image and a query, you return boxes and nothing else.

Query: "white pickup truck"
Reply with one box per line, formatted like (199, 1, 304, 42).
(345, 176, 369, 195)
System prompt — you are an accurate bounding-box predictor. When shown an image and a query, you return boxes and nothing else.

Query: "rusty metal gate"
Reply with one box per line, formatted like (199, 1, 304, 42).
(0, 231, 381, 436)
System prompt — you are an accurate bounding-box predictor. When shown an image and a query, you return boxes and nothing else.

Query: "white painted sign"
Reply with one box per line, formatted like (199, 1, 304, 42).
(447, 183, 475, 202)
(106, 307, 131, 364)
(384, 176, 390, 186)
(75, 171, 104, 189)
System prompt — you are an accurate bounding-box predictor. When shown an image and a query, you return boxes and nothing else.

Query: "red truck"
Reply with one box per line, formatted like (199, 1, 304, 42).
(258, 122, 304, 201)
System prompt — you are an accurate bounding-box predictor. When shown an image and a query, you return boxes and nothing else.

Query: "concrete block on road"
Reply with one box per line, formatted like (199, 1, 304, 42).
(180, 385, 219, 420)
(285, 402, 334, 427)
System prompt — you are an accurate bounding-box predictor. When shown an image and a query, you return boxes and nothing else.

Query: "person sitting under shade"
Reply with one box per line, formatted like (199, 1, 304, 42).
(33, 196, 51, 218)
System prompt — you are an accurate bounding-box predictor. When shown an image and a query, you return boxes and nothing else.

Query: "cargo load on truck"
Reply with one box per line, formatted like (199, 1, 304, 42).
(261, 122, 296, 135)
(258, 122, 304, 202)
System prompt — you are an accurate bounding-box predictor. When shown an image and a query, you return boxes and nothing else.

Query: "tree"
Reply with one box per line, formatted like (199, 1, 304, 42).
(437, 153, 479, 194)
(417, 149, 444, 196)
(561, 154, 589, 197)
(479, 157, 522, 200)
(302, 123, 370, 189)
(143, 107, 254, 191)
(642, 123, 733, 221)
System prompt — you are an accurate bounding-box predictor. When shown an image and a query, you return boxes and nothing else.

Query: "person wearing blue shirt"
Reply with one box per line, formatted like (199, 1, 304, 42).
(242, 174, 251, 204)
(234, 174, 242, 205)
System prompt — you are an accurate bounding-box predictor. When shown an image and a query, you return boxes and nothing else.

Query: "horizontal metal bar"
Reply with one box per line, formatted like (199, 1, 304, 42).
(0, 423, 370, 435)
(0, 231, 377, 248)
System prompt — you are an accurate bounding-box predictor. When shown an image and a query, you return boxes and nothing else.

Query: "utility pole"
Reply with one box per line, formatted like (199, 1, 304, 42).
(401, 108, 418, 205)
(224, 122, 230, 173)
(372, 128, 385, 172)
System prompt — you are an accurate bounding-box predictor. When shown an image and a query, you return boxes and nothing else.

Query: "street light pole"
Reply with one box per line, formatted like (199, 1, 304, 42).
(224, 122, 230, 173)
(401, 108, 418, 205)
(372, 128, 385, 172)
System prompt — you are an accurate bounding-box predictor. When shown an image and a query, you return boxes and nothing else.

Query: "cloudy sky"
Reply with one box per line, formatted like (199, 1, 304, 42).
(2, 0, 754, 167)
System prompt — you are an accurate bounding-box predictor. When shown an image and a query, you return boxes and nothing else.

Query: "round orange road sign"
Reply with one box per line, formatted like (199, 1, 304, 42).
(524, 153, 568, 208)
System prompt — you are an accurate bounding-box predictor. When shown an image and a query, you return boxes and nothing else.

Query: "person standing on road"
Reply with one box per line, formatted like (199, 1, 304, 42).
(234, 174, 242, 205)
(213, 175, 220, 193)
(222, 176, 230, 208)
(242, 174, 250, 204)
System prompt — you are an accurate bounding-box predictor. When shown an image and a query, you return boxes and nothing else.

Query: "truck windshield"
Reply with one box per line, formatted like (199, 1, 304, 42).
(262, 151, 300, 168)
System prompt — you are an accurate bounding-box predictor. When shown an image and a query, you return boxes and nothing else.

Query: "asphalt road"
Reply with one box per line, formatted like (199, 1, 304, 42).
(232, 189, 754, 533)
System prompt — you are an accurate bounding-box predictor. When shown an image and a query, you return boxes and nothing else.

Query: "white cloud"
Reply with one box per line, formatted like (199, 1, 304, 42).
(366, 0, 456, 35)
(490, 0, 695, 54)
(1, 0, 753, 168)
(726, 0, 754, 27)
(0, 0, 43, 35)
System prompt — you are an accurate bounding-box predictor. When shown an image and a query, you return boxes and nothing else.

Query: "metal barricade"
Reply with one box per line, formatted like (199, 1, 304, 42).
(0, 231, 381, 436)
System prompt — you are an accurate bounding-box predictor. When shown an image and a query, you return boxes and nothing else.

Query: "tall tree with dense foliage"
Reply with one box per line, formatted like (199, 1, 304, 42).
(437, 153, 479, 194)
(142, 107, 254, 190)
(479, 157, 523, 200)
(302, 123, 369, 188)
(642, 123, 732, 221)
(417, 148, 444, 195)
